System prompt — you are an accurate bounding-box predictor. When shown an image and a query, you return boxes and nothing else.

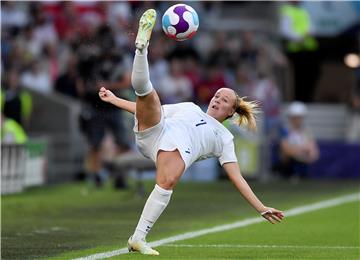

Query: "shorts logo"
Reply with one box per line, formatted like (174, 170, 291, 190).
(185, 148, 191, 154)
(195, 119, 207, 127)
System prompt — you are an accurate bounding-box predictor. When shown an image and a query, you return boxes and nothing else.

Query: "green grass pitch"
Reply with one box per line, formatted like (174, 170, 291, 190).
(2, 179, 359, 259)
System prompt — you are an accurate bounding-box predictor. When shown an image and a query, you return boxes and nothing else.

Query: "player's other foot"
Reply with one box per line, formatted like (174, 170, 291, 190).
(135, 9, 157, 50)
(127, 236, 160, 255)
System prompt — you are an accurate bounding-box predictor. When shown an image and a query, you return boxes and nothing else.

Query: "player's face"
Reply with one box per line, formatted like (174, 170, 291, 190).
(207, 88, 236, 122)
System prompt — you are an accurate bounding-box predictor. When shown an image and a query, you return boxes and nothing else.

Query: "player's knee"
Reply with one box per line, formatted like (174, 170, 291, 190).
(156, 167, 183, 189)
(131, 77, 153, 97)
(157, 176, 178, 190)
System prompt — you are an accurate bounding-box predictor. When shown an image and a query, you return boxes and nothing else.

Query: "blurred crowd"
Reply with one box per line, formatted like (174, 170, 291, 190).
(1, 1, 288, 127)
(1, 1, 300, 184)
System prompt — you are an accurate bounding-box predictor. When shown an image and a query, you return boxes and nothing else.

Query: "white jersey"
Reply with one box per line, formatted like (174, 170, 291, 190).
(134, 102, 237, 170)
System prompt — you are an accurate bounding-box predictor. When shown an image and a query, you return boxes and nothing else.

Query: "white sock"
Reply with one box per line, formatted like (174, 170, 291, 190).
(132, 184, 173, 241)
(131, 48, 153, 97)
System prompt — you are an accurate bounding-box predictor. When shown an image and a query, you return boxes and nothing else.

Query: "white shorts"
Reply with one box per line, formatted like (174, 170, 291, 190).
(133, 108, 192, 170)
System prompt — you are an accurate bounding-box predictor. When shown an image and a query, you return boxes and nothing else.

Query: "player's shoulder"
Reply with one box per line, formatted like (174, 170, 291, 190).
(163, 102, 202, 112)
(204, 115, 234, 142)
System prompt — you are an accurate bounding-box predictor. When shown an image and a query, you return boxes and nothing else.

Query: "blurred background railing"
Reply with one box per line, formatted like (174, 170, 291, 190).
(1, 138, 47, 194)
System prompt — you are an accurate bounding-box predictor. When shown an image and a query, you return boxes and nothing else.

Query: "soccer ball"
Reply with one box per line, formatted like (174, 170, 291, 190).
(162, 4, 199, 41)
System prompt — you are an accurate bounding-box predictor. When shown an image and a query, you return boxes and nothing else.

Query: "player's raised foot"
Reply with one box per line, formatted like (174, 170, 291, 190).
(127, 236, 160, 255)
(135, 9, 157, 50)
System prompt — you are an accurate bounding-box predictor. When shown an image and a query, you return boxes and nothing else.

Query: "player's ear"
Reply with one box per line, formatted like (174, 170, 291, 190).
(229, 103, 236, 116)
(228, 107, 235, 117)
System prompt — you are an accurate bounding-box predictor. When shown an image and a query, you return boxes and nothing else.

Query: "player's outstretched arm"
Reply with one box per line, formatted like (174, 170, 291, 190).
(222, 162, 284, 224)
(98, 87, 136, 114)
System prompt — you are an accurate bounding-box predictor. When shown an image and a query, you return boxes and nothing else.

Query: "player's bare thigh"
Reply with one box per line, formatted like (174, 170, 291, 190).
(156, 150, 185, 190)
(136, 90, 161, 131)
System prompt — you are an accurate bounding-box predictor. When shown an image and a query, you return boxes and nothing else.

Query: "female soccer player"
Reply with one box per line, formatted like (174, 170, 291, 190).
(99, 9, 284, 256)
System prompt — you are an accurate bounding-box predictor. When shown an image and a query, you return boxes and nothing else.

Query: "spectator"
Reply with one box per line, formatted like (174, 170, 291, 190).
(30, 2, 58, 52)
(238, 30, 288, 88)
(42, 43, 59, 84)
(277, 101, 319, 179)
(105, 1, 132, 50)
(3, 37, 28, 71)
(1, 68, 32, 127)
(20, 60, 52, 94)
(280, 1, 320, 102)
(1, 1, 29, 32)
(241, 62, 282, 140)
(208, 31, 234, 70)
(16, 24, 42, 62)
(77, 24, 131, 187)
(239, 31, 259, 68)
(232, 62, 257, 94)
(54, 55, 81, 99)
(196, 62, 227, 106)
(52, 1, 81, 41)
(1, 113, 28, 144)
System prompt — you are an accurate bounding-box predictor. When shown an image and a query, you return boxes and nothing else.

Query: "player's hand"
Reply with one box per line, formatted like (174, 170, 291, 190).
(98, 87, 115, 103)
(260, 207, 284, 224)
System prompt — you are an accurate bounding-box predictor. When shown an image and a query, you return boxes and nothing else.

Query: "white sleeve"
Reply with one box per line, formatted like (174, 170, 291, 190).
(163, 104, 177, 118)
(218, 141, 238, 166)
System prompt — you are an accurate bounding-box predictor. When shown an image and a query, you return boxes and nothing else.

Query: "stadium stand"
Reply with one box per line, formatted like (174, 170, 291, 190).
(25, 89, 85, 183)
(274, 103, 360, 179)
(283, 103, 350, 140)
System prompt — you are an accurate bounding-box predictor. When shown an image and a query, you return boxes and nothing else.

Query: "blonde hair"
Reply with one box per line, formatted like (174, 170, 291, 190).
(233, 92, 260, 131)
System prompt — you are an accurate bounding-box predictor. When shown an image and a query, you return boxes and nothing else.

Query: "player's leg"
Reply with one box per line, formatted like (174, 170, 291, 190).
(155, 150, 186, 190)
(128, 150, 185, 255)
(131, 9, 161, 131)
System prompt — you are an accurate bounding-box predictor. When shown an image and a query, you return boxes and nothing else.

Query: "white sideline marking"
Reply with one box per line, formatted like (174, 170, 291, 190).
(74, 192, 359, 260)
(163, 244, 360, 250)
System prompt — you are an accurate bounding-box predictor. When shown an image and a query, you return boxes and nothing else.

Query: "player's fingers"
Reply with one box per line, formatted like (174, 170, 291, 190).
(276, 212, 284, 219)
(271, 209, 284, 218)
(271, 214, 282, 223)
(272, 208, 283, 214)
(266, 216, 276, 224)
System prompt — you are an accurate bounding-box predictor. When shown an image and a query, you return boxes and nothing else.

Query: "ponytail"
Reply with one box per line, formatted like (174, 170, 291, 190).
(233, 93, 260, 131)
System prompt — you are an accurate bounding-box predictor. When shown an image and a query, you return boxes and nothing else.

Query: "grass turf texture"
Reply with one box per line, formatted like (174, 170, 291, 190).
(152, 202, 359, 260)
(1, 179, 359, 259)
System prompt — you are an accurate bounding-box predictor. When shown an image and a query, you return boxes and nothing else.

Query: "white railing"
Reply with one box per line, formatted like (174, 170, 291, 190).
(1, 139, 47, 195)
(1, 144, 27, 194)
